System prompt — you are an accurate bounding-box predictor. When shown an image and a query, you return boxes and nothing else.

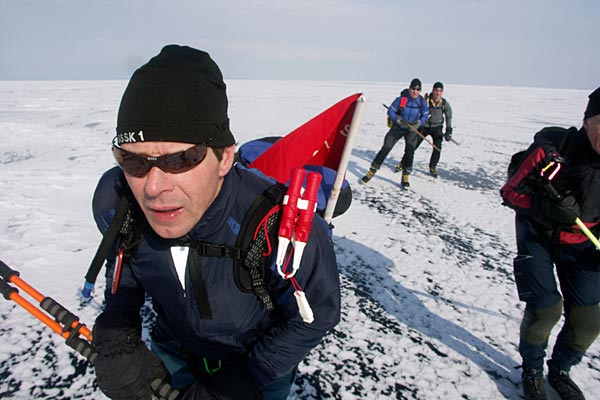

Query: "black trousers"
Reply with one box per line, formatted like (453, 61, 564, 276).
(514, 215, 600, 371)
(401, 126, 444, 172)
(370, 125, 408, 170)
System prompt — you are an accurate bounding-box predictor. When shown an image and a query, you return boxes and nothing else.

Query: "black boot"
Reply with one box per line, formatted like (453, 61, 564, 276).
(522, 368, 548, 400)
(401, 172, 410, 189)
(361, 168, 376, 184)
(548, 368, 585, 400)
(429, 166, 438, 178)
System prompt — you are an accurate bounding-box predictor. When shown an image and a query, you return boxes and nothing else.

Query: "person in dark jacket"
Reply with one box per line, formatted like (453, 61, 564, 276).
(91, 45, 341, 400)
(361, 78, 428, 188)
(399, 82, 453, 178)
(500, 87, 600, 400)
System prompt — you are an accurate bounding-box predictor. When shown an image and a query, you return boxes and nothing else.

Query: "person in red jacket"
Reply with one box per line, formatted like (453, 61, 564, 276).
(500, 87, 600, 400)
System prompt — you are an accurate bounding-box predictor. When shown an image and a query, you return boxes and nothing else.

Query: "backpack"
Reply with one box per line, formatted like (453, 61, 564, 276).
(386, 95, 410, 128)
(424, 93, 447, 113)
(83, 177, 289, 316)
(506, 127, 576, 181)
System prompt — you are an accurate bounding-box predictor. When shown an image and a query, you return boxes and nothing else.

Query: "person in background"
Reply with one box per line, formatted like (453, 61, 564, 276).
(361, 78, 428, 188)
(91, 45, 341, 400)
(500, 87, 600, 400)
(399, 82, 453, 178)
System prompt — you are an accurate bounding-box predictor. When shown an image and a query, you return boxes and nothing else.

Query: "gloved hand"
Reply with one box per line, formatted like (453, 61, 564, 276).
(395, 117, 406, 128)
(533, 194, 580, 226)
(413, 120, 422, 130)
(444, 127, 453, 141)
(93, 314, 169, 400)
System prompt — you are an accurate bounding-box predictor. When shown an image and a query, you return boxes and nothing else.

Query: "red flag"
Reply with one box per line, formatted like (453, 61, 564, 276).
(249, 93, 362, 183)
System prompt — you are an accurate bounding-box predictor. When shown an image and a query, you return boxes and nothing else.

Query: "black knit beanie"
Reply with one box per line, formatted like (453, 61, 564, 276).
(409, 78, 422, 89)
(433, 82, 444, 90)
(584, 86, 600, 119)
(115, 45, 235, 147)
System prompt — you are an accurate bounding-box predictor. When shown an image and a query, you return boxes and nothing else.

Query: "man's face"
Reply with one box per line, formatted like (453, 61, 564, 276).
(409, 86, 421, 99)
(431, 88, 443, 101)
(584, 114, 600, 155)
(121, 141, 235, 239)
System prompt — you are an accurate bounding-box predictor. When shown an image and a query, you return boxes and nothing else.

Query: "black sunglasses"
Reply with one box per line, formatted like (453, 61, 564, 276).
(112, 143, 209, 178)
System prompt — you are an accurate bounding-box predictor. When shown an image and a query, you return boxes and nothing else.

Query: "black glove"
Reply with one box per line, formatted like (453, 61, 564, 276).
(533, 194, 580, 226)
(93, 314, 169, 400)
(444, 127, 453, 141)
(413, 120, 421, 130)
(395, 117, 407, 128)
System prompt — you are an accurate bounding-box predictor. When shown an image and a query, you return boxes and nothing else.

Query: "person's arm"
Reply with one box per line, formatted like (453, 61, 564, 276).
(245, 216, 341, 389)
(444, 100, 453, 130)
(387, 97, 402, 121)
(500, 142, 582, 229)
(444, 100, 453, 140)
(500, 144, 547, 213)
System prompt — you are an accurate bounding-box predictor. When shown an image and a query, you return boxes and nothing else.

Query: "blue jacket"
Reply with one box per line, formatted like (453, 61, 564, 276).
(387, 89, 429, 126)
(92, 165, 341, 387)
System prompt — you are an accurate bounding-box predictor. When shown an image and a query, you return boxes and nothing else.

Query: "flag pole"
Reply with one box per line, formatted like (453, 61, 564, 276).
(323, 95, 366, 224)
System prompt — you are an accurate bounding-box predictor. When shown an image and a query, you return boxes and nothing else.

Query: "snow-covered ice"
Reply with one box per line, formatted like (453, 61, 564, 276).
(0, 80, 597, 399)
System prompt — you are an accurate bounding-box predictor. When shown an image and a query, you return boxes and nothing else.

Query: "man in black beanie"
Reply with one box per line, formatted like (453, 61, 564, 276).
(501, 86, 600, 400)
(398, 81, 454, 178)
(361, 77, 428, 187)
(91, 45, 341, 400)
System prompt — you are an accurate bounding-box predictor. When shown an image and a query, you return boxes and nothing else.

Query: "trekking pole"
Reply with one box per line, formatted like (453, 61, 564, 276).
(539, 163, 600, 251)
(0, 260, 180, 400)
(574, 219, 600, 251)
(383, 103, 441, 152)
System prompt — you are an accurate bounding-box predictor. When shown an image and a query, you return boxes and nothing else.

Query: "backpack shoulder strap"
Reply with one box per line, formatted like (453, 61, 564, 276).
(233, 183, 287, 311)
(87, 175, 288, 313)
(84, 194, 130, 287)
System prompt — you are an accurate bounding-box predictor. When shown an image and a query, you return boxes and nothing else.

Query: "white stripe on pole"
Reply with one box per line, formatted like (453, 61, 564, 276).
(323, 95, 366, 224)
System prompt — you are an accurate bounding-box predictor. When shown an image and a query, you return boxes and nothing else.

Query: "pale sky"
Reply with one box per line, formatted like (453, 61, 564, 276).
(0, 0, 597, 90)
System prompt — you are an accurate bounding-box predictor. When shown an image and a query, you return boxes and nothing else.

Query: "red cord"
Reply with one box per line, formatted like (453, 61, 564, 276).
(253, 205, 280, 256)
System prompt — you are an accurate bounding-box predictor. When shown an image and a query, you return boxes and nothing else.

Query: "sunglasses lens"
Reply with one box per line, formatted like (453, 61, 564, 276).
(161, 146, 208, 174)
(112, 145, 208, 177)
(113, 147, 151, 177)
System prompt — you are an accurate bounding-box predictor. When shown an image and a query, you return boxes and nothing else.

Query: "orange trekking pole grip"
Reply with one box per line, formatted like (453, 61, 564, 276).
(0, 260, 96, 361)
(0, 259, 93, 341)
(0, 260, 181, 400)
